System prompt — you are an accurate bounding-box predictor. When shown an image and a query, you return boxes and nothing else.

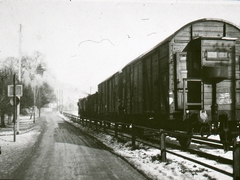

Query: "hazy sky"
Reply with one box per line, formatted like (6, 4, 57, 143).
(1, 0, 240, 99)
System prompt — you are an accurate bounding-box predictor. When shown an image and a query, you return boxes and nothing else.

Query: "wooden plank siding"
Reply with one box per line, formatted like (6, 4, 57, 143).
(158, 43, 170, 113)
(143, 56, 152, 113)
(152, 53, 159, 113)
(108, 73, 118, 113)
(132, 61, 143, 114)
(122, 66, 132, 114)
(114, 19, 240, 121)
(192, 21, 224, 37)
(226, 24, 240, 39)
(174, 26, 192, 43)
(98, 81, 107, 114)
(98, 72, 120, 115)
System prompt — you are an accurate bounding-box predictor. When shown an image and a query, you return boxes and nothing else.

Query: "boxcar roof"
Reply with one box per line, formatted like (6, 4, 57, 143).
(98, 71, 120, 85)
(122, 18, 240, 68)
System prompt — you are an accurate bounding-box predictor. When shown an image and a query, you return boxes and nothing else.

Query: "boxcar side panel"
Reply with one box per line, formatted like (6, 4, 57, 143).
(171, 26, 191, 113)
(152, 53, 159, 113)
(132, 61, 143, 114)
(143, 57, 152, 113)
(98, 83, 103, 114)
(122, 66, 132, 114)
(158, 42, 170, 114)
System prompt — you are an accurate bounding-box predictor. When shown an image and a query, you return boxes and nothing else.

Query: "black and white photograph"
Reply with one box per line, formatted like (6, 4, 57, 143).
(0, 0, 240, 179)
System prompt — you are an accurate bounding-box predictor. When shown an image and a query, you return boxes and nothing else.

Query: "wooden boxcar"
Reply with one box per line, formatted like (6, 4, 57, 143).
(98, 72, 122, 121)
(79, 18, 240, 146)
(120, 18, 240, 142)
(78, 92, 98, 119)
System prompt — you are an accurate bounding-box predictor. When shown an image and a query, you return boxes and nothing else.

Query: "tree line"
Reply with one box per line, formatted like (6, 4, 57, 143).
(0, 51, 56, 127)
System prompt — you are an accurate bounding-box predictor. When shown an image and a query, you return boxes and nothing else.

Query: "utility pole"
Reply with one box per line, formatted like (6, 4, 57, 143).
(62, 89, 63, 112)
(13, 74, 16, 142)
(17, 24, 22, 134)
(39, 86, 41, 117)
(36, 65, 44, 117)
(33, 86, 36, 123)
(57, 90, 59, 112)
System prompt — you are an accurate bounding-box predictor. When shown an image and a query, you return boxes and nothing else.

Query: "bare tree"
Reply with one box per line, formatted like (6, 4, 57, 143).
(0, 52, 56, 126)
(21, 52, 56, 116)
(0, 57, 18, 127)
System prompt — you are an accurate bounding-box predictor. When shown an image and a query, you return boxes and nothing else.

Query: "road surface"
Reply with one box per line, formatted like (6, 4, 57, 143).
(12, 112, 148, 180)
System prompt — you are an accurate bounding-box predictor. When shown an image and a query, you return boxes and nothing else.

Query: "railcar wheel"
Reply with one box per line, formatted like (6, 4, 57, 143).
(218, 114, 235, 151)
(219, 131, 234, 142)
(178, 136, 192, 149)
(200, 125, 211, 138)
(219, 132, 234, 152)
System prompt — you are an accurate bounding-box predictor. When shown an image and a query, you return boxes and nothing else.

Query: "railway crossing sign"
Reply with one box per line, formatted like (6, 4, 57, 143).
(7, 85, 23, 97)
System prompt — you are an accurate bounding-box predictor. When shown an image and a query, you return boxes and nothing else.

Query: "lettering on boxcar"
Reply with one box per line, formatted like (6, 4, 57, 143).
(217, 92, 232, 104)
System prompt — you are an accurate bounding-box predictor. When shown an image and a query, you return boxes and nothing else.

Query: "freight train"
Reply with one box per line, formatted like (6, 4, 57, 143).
(78, 18, 240, 148)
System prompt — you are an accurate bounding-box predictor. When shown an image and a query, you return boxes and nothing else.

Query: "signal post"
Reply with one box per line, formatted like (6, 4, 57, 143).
(8, 81, 22, 141)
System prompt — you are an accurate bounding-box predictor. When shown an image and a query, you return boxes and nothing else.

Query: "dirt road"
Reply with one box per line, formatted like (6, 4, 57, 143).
(12, 112, 148, 180)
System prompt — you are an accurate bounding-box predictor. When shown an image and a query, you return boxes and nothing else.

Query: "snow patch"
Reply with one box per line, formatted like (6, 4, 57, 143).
(59, 113, 232, 180)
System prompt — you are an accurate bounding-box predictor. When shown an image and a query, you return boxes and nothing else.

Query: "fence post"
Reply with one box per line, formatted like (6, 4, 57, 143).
(99, 120, 102, 130)
(160, 129, 166, 162)
(89, 120, 91, 127)
(233, 139, 240, 180)
(115, 122, 118, 138)
(79, 116, 81, 125)
(132, 119, 136, 147)
(95, 120, 97, 131)
(103, 121, 106, 132)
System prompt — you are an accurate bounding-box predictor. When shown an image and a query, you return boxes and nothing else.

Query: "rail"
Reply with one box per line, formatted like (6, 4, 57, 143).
(61, 112, 240, 180)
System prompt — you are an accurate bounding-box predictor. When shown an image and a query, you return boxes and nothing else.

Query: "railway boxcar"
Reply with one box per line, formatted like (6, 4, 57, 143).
(79, 18, 240, 148)
(78, 92, 98, 119)
(120, 18, 240, 147)
(98, 71, 123, 121)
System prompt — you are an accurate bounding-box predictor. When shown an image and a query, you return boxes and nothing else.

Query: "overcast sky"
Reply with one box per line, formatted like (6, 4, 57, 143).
(1, 0, 240, 100)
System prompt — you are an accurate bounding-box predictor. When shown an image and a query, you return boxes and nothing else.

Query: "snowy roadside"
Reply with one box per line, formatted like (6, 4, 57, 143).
(0, 116, 42, 179)
(59, 113, 232, 180)
(0, 116, 38, 136)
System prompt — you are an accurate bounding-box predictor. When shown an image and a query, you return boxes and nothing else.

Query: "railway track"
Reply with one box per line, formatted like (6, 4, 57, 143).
(115, 130, 233, 164)
(62, 112, 234, 178)
(109, 130, 233, 177)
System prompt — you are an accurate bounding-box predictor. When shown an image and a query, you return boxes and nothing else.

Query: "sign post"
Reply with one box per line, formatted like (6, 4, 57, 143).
(13, 74, 16, 142)
(8, 85, 23, 97)
(8, 83, 22, 139)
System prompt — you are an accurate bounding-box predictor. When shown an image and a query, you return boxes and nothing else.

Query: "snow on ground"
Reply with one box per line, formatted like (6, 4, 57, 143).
(0, 113, 233, 180)
(0, 116, 42, 178)
(59, 113, 233, 180)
